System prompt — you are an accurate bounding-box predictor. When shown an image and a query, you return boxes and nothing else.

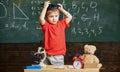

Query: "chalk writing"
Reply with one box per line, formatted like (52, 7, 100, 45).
(5, 21, 28, 30)
(0, 0, 111, 43)
(31, 0, 43, 16)
(0, 0, 103, 33)
(69, 0, 103, 38)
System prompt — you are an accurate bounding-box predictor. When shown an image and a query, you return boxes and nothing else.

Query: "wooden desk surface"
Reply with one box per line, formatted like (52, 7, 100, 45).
(24, 65, 100, 72)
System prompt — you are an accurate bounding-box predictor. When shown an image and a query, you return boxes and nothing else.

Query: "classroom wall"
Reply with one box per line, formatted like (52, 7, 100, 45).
(1, 0, 120, 72)
(1, 0, 120, 43)
(0, 42, 120, 72)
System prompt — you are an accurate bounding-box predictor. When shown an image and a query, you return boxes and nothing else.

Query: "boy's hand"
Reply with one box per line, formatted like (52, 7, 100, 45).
(44, 1, 50, 8)
(57, 3, 72, 24)
(57, 4, 63, 10)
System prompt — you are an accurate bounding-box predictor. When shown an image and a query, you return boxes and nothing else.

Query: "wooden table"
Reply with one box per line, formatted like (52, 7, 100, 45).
(24, 65, 100, 72)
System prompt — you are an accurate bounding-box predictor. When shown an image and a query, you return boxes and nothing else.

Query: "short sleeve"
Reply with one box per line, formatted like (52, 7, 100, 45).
(61, 18, 70, 28)
(40, 21, 48, 30)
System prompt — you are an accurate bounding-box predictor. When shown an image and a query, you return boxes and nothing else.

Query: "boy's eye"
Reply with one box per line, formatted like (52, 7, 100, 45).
(49, 15, 58, 17)
(50, 16, 54, 17)
(55, 15, 58, 17)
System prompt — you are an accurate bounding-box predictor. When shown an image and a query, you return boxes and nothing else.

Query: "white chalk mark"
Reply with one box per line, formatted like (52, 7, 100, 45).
(0, 2, 7, 19)
(90, 1, 98, 9)
(77, 7, 80, 13)
(35, 21, 41, 30)
(81, 14, 90, 22)
(88, 22, 92, 25)
(81, 2, 86, 9)
(98, 27, 103, 34)
(85, 7, 88, 12)
(72, 13, 77, 23)
(84, 28, 89, 34)
(94, 13, 99, 22)
(71, 27, 76, 35)
(6, 0, 9, 5)
(78, 28, 83, 35)
(77, 21, 80, 25)
(31, 1, 33, 4)
(22, 21, 28, 30)
(72, 1, 77, 9)
(62, 0, 66, 9)
(10, 21, 15, 28)
(5, 24, 9, 28)
(13, 3, 29, 20)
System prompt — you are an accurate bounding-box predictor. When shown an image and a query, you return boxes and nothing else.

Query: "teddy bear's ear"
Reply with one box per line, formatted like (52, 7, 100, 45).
(92, 45, 96, 51)
(84, 44, 89, 49)
(90, 45, 96, 54)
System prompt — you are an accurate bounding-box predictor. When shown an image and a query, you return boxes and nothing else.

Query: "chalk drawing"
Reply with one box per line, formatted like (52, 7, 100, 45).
(0, 2, 7, 19)
(13, 3, 29, 20)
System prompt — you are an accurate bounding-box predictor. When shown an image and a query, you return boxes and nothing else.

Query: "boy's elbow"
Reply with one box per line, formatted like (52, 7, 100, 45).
(39, 18, 45, 25)
(66, 15, 72, 24)
(70, 15, 73, 20)
(40, 17, 44, 22)
(39, 16, 43, 21)
(69, 15, 72, 21)
(39, 14, 45, 20)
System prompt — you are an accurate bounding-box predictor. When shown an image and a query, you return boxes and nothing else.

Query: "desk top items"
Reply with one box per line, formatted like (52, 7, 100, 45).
(26, 46, 46, 70)
(34, 46, 46, 67)
(72, 54, 84, 69)
(25, 44, 102, 71)
(26, 65, 42, 70)
(72, 44, 102, 69)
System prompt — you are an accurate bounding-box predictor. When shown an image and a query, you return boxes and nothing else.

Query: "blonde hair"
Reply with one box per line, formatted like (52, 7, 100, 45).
(46, 9, 59, 16)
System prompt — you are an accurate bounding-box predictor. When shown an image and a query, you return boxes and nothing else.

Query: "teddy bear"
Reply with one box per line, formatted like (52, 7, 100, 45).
(81, 44, 102, 68)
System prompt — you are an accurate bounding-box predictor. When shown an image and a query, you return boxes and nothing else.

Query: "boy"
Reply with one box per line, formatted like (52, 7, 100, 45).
(39, 1, 72, 65)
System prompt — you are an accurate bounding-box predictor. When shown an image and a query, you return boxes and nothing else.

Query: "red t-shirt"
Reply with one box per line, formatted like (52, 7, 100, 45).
(40, 18, 70, 56)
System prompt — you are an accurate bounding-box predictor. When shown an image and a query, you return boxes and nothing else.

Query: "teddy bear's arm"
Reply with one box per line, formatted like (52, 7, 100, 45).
(94, 55, 100, 63)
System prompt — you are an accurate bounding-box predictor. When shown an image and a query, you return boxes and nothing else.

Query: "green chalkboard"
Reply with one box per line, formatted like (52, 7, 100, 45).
(0, 0, 120, 43)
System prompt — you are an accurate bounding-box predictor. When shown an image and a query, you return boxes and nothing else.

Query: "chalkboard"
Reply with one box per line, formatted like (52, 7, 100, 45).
(0, 0, 120, 43)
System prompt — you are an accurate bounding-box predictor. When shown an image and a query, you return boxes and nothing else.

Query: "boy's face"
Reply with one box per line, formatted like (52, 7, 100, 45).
(46, 10, 59, 24)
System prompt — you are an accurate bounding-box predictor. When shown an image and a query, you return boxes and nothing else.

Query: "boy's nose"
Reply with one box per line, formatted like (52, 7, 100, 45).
(53, 17, 56, 20)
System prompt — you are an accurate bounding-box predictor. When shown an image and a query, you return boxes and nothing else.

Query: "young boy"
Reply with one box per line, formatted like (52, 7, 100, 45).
(39, 1, 72, 65)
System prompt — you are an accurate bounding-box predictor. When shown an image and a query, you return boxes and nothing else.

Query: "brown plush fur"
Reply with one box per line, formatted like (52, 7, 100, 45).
(82, 44, 102, 68)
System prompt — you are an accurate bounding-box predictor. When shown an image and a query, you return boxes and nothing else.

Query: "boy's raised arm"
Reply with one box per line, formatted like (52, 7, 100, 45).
(39, 1, 50, 25)
(58, 4, 72, 24)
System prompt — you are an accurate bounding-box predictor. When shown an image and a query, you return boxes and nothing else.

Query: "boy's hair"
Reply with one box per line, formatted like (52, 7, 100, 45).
(46, 4, 60, 16)
(47, 4, 59, 11)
